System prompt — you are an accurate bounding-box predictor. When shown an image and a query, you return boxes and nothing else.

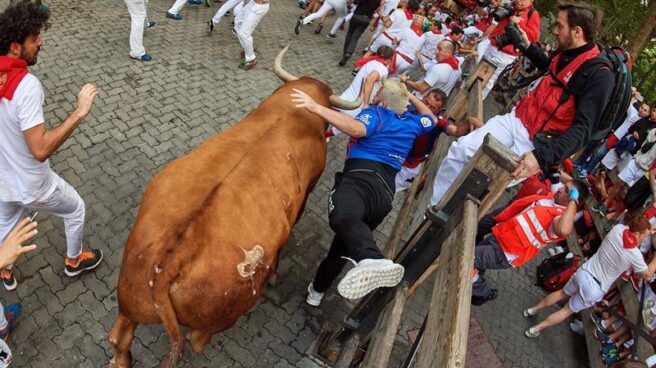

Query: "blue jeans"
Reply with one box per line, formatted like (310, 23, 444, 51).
(582, 144, 610, 174)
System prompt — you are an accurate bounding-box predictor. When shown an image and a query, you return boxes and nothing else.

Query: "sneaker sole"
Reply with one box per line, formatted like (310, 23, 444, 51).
(2, 279, 17, 291)
(337, 263, 404, 300)
(65, 251, 104, 277)
(306, 296, 321, 307)
(522, 309, 534, 318)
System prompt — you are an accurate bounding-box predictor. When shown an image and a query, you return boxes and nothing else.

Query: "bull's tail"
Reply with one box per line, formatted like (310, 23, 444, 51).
(154, 289, 184, 368)
(151, 257, 184, 368)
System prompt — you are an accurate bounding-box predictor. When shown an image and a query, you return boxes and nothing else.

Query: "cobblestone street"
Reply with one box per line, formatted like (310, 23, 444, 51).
(1, 0, 588, 366)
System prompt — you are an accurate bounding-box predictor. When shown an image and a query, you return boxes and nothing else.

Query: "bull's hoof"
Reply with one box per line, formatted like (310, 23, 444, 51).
(187, 329, 212, 353)
(109, 354, 132, 368)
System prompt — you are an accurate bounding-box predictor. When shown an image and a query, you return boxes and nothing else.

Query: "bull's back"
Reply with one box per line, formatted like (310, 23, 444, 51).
(117, 79, 331, 325)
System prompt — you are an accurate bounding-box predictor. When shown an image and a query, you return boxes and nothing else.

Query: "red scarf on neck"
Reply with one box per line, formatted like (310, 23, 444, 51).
(623, 229, 639, 249)
(410, 25, 423, 37)
(0, 56, 28, 100)
(403, 9, 414, 20)
(431, 28, 441, 35)
(439, 56, 459, 70)
(354, 55, 388, 69)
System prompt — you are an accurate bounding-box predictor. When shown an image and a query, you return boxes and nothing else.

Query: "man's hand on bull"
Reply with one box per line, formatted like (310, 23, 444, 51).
(512, 151, 540, 179)
(291, 88, 319, 113)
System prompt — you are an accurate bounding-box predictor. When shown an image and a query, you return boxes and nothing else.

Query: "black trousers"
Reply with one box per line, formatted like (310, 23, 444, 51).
(313, 168, 394, 293)
(342, 14, 371, 58)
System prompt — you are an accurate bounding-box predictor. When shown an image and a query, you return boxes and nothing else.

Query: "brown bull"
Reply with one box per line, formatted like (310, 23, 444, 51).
(108, 45, 360, 368)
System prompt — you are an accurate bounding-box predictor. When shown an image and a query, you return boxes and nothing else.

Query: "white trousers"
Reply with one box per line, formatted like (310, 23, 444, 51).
(0, 173, 85, 259)
(369, 33, 393, 53)
(481, 45, 517, 99)
(168, 0, 187, 15)
(212, 0, 243, 25)
(236, 2, 269, 62)
(476, 38, 490, 63)
(395, 163, 423, 192)
(125, 0, 149, 58)
(391, 54, 413, 76)
(601, 148, 632, 172)
(430, 110, 534, 206)
(302, 0, 347, 35)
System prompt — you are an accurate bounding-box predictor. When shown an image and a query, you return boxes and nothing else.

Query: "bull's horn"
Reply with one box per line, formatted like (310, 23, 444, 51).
(274, 43, 299, 82)
(329, 94, 363, 110)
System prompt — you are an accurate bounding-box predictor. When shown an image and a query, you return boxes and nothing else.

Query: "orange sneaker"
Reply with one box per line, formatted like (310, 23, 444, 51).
(65, 249, 103, 277)
(0, 269, 16, 291)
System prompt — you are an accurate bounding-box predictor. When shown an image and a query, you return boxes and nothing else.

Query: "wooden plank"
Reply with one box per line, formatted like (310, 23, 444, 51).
(445, 58, 495, 125)
(567, 231, 605, 368)
(435, 134, 518, 219)
(468, 79, 483, 121)
(333, 333, 361, 368)
(360, 282, 410, 367)
(416, 198, 479, 368)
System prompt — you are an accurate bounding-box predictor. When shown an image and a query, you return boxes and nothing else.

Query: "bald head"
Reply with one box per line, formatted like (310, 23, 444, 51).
(435, 39, 454, 62)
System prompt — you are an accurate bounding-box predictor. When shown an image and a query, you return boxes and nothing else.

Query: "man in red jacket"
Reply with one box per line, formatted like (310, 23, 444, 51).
(431, 2, 614, 208)
(472, 180, 589, 305)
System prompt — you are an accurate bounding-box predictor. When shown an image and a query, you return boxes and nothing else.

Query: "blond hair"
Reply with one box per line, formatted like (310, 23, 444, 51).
(381, 79, 410, 114)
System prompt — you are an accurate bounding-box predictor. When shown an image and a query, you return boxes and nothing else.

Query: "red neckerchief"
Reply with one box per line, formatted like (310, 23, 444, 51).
(403, 9, 414, 20)
(431, 28, 441, 35)
(0, 56, 29, 100)
(354, 55, 388, 69)
(439, 56, 459, 70)
(388, 55, 397, 75)
(623, 229, 639, 249)
(411, 25, 423, 37)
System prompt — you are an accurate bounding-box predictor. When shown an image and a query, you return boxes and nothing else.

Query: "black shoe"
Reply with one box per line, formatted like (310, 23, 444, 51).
(207, 20, 214, 34)
(314, 24, 323, 34)
(352, 67, 359, 76)
(471, 289, 498, 306)
(294, 19, 302, 35)
(327, 32, 336, 38)
(338, 54, 350, 67)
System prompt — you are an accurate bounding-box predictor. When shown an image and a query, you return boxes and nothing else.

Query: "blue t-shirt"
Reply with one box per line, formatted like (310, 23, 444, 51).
(346, 106, 436, 170)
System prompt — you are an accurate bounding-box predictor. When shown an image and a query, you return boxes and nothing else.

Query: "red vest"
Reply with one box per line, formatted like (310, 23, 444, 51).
(515, 45, 601, 139)
(492, 194, 566, 267)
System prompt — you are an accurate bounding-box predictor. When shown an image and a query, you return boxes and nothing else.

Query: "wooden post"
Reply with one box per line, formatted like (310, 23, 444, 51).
(416, 198, 479, 368)
(360, 282, 410, 367)
(333, 333, 361, 368)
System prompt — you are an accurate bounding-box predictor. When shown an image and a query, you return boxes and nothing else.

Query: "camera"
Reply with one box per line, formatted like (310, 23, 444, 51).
(492, 4, 513, 22)
(493, 23, 528, 52)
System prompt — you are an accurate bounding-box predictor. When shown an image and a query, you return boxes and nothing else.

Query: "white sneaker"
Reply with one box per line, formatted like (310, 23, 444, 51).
(523, 308, 535, 318)
(306, 283, 324, 307)
(570, 319, 584, 336)
(337, 258, 404, 300)
(524, 327, 540, 338)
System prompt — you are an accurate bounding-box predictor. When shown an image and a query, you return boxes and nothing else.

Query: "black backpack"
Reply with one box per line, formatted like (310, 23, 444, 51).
(581, 45, 633, 141)
(536, 252, 581, 291)
(533, 44, 633, 139)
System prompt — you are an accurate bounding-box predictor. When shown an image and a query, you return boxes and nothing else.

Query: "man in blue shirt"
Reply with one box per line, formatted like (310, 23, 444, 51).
(291, 80, 436, 304)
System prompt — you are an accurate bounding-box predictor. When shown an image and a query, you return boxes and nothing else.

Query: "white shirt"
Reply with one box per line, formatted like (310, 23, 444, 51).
(381, 0, 400, 16)
(394, 28, 422, 61)
(582, 224, 648, 292)
(418, 32, 444, 59)
(420, 62, 461, 97)
(0, 74, 55, 203)
(612, 105, 640, 140)
(384, 9, 411, 37)
(339, 60, 388, 117)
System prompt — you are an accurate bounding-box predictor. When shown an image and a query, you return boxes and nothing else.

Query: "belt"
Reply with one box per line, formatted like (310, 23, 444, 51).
(395, 51, 413, 64)
(382, 31, 395, 42)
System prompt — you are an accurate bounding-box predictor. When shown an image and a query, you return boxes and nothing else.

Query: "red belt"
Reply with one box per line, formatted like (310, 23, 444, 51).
(382, 31, 395, 42)
(395, 51, 413, 64)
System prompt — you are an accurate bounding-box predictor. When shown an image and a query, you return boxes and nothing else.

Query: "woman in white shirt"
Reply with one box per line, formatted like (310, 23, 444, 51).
(522, 212, 656, 338)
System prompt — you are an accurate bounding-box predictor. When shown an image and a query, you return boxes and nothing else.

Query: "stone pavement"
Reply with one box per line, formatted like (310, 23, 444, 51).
(0, 0, 587, 366)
